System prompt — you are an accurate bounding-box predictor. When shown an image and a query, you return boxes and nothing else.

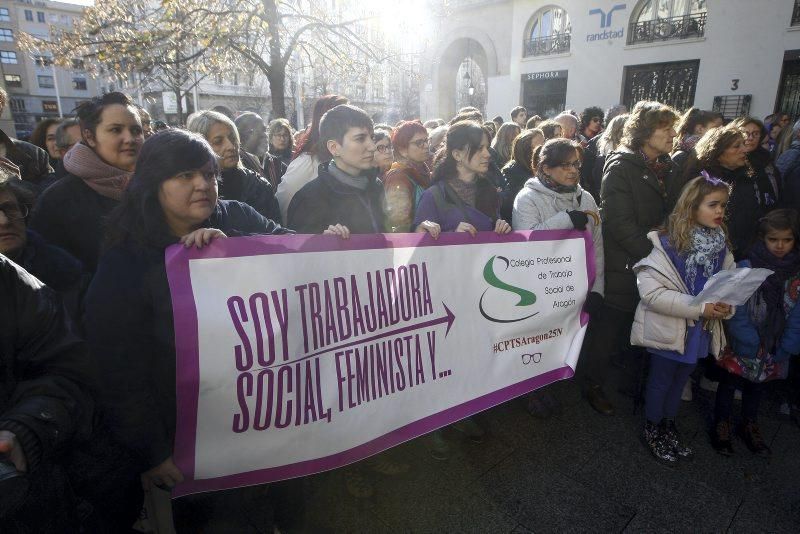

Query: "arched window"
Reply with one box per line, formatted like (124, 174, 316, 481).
(628, 0, 707, 44)
(524, 6, 571, 57)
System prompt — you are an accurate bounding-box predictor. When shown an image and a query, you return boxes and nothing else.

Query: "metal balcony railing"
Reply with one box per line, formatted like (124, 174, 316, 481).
(627, 12, 707, 45)
(523, 33, 571, 57)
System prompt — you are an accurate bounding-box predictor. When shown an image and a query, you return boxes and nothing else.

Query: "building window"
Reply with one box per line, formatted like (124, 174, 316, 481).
(10, 98, 25, 113)
(24, 10, 32, 22)
(0, 8, 9, 22)
(712, 95, 752, 121)
(793, 1, 800, 26)
(72, 77, 87, 90)
(37, 12, 45, 23)
(71, 58, 84, 70)
(0, 29, 11, 42)
(0, 51, 17, 64)
(523, 6, 571, 57)
(4, 74, 21, 87)
(628, 0, 707, 45)
(623, 60, 700, 111)
(37, 75, 54, 88)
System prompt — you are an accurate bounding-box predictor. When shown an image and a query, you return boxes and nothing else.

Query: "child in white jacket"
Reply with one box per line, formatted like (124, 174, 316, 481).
(631, 174, 735, 463)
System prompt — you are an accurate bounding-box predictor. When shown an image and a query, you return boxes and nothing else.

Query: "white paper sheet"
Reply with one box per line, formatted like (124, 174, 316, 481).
(689, 268, 774, 307)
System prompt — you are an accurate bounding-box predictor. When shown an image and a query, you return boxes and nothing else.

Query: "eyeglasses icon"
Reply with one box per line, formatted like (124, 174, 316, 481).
(521, 353, 542, 365)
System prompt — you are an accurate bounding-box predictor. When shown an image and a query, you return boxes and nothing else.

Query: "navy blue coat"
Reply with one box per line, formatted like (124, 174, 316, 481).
(85, 200, 291, 469)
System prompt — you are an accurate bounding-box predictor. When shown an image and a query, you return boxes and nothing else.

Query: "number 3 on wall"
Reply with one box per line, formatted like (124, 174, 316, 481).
(731, 79, 739, 91)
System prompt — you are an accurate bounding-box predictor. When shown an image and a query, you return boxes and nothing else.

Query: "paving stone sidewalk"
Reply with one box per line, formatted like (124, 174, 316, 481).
(201, 368, 800, 533)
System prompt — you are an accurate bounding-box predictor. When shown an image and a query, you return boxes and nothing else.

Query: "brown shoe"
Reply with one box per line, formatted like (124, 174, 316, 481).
(739, 419, 771, 457)
(586, 385, 615, 416)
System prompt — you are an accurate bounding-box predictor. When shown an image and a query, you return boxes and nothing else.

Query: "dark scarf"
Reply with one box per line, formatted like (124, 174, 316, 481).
(748, 241, 800, 352)
(538, 172, 577, 194)
(443, 176, 498, 220)
(639, 150, 672, 189)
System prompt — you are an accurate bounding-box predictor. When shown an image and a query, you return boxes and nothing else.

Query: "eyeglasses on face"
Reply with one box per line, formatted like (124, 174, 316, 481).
(743, 131, 760, 139)
(411, 138, 430, 149)
(376, 144, 392, 153)
(558, 160, 582, 170)
(0, 202, 28, 221)
(272, 132, 290, 139)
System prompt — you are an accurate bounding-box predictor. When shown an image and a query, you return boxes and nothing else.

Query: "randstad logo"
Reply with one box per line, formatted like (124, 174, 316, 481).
(479, 255, 539, 323)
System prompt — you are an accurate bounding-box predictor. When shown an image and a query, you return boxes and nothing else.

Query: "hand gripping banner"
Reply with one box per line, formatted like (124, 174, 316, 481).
(166, 230, 595, 497)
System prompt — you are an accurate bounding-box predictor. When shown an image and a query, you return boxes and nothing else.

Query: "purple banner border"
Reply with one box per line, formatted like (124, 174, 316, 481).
(165, 229, 595, 498)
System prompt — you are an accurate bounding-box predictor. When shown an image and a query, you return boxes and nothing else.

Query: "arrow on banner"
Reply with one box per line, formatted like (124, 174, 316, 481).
(259, 302, 456, 370)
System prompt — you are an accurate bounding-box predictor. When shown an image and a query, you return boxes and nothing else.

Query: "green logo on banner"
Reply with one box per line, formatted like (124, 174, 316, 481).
(479, 256, 539, 323)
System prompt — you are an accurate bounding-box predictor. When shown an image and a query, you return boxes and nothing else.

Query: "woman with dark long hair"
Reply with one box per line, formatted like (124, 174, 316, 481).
(30, 117, 61, 166)
(275, 94, 348, 221)
(85, 129, 290, 529)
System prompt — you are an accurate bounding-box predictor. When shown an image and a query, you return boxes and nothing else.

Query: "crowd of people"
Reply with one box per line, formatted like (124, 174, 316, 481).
(2, 84, 800, 531)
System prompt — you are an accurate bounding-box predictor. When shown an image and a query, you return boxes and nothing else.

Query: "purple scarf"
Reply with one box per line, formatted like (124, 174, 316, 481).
(748, 241, 800, 351)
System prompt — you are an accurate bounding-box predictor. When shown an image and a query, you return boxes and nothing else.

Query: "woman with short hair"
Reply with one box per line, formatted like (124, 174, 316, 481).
(384, 120, 432, 232)
(187, 110, 281, 223)
(499, 128, 543, 223)
(691, 125, 776, 259)
(732, 116, 781, 206)
(579, 101, 680, 416)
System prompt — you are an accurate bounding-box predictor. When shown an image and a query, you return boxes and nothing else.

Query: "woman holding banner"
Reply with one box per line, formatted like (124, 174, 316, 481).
(512, 137, 604, 417)
(84, 129, 291, 530)
(414, 120, 511, 458)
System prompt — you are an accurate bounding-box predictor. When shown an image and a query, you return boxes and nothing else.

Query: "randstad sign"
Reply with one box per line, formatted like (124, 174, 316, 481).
(586, 3, 626, 43)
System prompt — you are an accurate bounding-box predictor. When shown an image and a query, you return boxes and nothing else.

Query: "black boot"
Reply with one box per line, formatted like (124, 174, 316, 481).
(739, 419, 771, 457)
(643, 421, 677, 463)
(586, 385, 615, 416)
(711, 418, 734, 456)
(661, 419, 693, 459)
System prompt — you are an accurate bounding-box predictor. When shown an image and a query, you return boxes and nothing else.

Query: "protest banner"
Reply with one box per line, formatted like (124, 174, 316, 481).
(166, 229, 595, 497)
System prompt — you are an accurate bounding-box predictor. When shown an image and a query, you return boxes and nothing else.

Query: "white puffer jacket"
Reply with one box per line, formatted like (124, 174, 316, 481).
(512, 177, 604, 296)
(630, 231, 735, 355)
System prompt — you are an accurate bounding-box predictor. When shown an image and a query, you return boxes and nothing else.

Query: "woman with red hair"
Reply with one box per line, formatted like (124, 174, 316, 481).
(383, 120, 433, 232)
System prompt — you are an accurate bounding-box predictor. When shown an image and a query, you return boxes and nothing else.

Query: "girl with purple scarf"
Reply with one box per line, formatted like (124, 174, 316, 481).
(714, 209, 800, 456)
(631, 175, 736, 463)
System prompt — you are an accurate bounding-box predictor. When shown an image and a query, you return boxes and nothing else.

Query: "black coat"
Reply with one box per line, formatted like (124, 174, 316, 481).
(0, 129, 55, 195)
(28, 173, 118, 273)
(600, 150, 676, 312)
(500, 161, 532, 224)
(84, 200, 291, 470)
(287, 163, 386, 234)
(0, 254, 93, 472)
(580, 134, 602, 201)
(219, 166, 282, 224)
(706, 164, 777, 260)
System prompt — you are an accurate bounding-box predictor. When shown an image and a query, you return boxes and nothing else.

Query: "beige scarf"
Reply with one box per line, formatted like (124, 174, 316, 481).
(63, 142, 132, 200)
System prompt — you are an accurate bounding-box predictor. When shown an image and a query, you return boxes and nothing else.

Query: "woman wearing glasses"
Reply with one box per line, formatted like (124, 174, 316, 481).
(512, 138, 604, 417)
(689, 125, 776, 260)
(0, 163, 84, 317)
(372, 124, 394, 180)
(384, 120, 435, 233)
(732, 117, 781, 208)
(267, 118, 294, 168)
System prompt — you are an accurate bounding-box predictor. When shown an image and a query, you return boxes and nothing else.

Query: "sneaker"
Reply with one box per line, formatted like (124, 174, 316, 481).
(526, 392, 553, 419)
(661, 419, 693, 458)
(586, 385, 615, 416)
(711, 419, 735, 456)
(344, 470, 373, 499)
(452, 417, 485, 443)
(642, 421, 677, 463)
(429, 430, 449, 461)
(681, 379, 693, 402)
(739, 419, 771, 457)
